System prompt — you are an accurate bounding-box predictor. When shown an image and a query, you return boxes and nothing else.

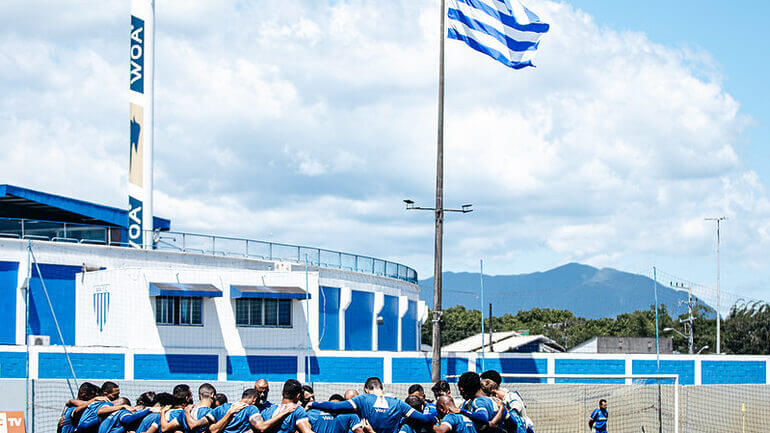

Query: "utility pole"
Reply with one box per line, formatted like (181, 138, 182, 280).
(433, 0, 446, 383)
(672, 282, 695, 354)
(705, 216, 726, 354)
(488, 303, 493, 353)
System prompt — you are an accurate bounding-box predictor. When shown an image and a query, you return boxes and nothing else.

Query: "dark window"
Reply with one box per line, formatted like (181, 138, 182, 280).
(155, 296, 203, 326)
(235, 298, 292, 327)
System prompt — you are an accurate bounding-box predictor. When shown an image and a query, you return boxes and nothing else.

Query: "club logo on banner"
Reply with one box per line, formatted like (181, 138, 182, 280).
(93, 285, 110, 332)
(129, 103, 143, 187)
(130, 15, 145, 94)
(0, 411, 26, 433)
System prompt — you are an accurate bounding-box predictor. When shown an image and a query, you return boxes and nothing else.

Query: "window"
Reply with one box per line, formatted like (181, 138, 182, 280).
(155, 296, 202, 326)
(235, 298, 292, 327)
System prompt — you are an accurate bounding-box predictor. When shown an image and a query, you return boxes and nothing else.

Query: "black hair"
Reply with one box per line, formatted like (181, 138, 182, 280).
(407, 384, 425, 395)
(364, 377, 383, 391)
(480, 370, 503, 386)
(199, 383, 217, 400)
(405, 395, 423, 411)
(282, 379, 303, 400)
(173, 384, 191, 406)
(302, 385, 314, 395)
(156, 392, 175, 407)
(458, 372, 481, 398)
(431, 380, 450, 397)
(599, 399, 607, 405)
(101, 381, 119, 395)
(116, 397, 131, 407)
(78, 382, 99, 400)
(137, 391, 157, 407)
(329, 394, 345, 402)
(242, 388, 258, 399)
(214, 393, 228, 406)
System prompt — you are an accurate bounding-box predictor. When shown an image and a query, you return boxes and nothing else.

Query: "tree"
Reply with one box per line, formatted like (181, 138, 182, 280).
(723, 302, 770, 355)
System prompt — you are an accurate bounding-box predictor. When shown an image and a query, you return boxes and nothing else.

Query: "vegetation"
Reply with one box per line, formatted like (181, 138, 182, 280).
(422, 301, 770, 355)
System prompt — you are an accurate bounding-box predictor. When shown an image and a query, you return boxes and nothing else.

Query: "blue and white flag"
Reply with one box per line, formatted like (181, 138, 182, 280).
(447, 0, 549, 69)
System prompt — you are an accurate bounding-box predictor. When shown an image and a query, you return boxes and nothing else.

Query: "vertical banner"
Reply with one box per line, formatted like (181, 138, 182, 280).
(128, 0, 154, 248)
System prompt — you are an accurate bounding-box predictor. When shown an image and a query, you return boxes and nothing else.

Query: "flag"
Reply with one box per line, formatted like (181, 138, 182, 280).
(447, 0, 549, 69)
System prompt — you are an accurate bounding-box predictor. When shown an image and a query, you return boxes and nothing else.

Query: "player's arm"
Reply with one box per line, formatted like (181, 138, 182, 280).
(588, 410, 596, 429)
(295, 420, 313, 433)
(99, 404, 127, 417)
(458, 407, 490, 429)
(160, 408, 181, 433)
(184, 407, 210, 430)
(308, 401, 356, 414)
(488, 404, 506, 429)
(120, 408, 151, 426)
(208, 403, 246, 433)
(251, 404, 299, 433)
(346, 414, 365, 433)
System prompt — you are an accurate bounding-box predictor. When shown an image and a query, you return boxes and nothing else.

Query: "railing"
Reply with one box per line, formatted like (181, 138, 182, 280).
(0, 217, 418, 283)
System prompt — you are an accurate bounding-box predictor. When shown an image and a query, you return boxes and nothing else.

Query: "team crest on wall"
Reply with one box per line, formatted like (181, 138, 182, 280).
(93, 285, 110, 332)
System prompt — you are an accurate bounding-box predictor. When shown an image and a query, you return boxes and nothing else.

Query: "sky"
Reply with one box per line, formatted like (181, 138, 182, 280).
(0, 0, 768, 307)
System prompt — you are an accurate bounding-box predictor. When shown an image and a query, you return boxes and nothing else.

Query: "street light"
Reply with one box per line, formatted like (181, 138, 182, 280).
(403, 199, 474, 213)
(697, 345, 709, 355)
(663, 327, 685, 337)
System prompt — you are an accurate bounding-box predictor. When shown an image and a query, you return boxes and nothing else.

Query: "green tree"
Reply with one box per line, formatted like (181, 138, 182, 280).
(723, 302, 770, 354)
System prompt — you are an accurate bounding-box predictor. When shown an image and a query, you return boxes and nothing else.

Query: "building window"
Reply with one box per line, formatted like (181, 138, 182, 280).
(155, 296, 202, 326)
(235, 298, 292, 327)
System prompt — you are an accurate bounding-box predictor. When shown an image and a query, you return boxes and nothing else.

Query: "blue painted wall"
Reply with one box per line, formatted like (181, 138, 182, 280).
(345, 290, 373, 351)
(0, 352, 26, 378)
(401, 300, 418, 351)
(555, 359, 625, 383)
(633, 360, 695, 385)
(38, 353, 124, 379)
(378, 295, 398, 351)
(391, 357, 469, 383)
(702, 360, 766, 384)
(318, 287, 340, 350)
(227, 355, 297, 381)
(28, 264, 80, 345)
(309, 356, 383, 383)
(477, 358, 548, 383)
(134, 354, 218, 380)
(0, 262, 19, 344)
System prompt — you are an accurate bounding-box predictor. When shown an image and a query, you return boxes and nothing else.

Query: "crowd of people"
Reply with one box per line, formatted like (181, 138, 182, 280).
(57, 370, 544, 433)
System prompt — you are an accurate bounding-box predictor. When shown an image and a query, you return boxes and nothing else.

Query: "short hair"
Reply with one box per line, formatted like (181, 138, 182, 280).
(302, 385, 314, 395)
(480, 370, 503, 386)
(156, 392, 175, 407)
(214, 393, 228, 406)
(329, 394, 345, 402)
(364, 377, 383, 391)
(599, 399, 607, 405)
(199, 383, 217, 400)
(405, 395, 423, 411)
(408, 384, 425, 395)
(115, 397, 131, 407)
(242, 388, 258, 399)
(480, 379, 498, 395)
(431, 380, 450, 397)
(78, 382, 98, 400)
(101, 381, 119, 395)
(173, 384, 191, 405)
(458, 372, 481, 396)
(137, 391, 157, 407)
(282, 379, 303, 400)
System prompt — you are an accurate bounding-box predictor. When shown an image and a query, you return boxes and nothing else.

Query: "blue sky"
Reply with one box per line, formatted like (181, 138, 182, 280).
(0, 0, 767, 310)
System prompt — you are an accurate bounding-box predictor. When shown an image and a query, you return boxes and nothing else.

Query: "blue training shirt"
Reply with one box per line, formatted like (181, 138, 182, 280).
(260, 404, 310, 433)
(190, 406, 213, 433)
(78, 401, 114, 432)
(502, 410, 527, 433)
(307, 409, 362, 433)
(136, 413, 161, 433)
(336, 413, 363, 433)
(166, 409, 190, 433)
(207, 403, 261, 433)
(464, 397, 500, 433)
(61, 406, 77, 433)
(98, 409, 149, 433)
(590, 408, 608, 432)
(349, 394, 416, 433)
(440, 414, 477, 433)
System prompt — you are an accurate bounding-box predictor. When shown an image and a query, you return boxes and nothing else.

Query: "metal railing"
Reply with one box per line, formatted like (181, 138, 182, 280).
(0, 217, 418, 283)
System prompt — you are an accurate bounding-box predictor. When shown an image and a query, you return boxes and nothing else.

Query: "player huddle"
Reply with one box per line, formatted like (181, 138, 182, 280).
(56, 370, 538, 433)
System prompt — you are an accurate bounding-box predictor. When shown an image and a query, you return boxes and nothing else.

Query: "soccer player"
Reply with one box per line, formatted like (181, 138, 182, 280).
(258, 380, 313, 433)
(309, 376, 437, 433)
(456, 373, 505, 433)
(76, 382, 126, 433)
(408, 385, 436, 420)
(98, 397, 153, 433)
(137, 393, 175, 433)
(214, 394, 228, 408)
(303, 386, 364, 433)
(398, 396, 425, 433)
(343, 390, 358, 401)
(433, 396, 475, 433)
(161, 384, 194, 433)
(206, 388, 297, 433)
(184, 384, 218, 433)
(59, 382, 101, 433)
(588, 400, 608, 433)
(255, 379, 273, 411)
(479, 370, 533, 433)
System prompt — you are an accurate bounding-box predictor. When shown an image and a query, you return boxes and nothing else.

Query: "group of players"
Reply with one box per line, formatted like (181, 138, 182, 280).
(57, 370, 544, 433)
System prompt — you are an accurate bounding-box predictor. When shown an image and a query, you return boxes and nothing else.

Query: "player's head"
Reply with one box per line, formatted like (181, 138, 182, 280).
(344, 389, 359, 400)
(115, 397, 131, 407)
(255, 379, 270, 404)
(329, 394, 345, 402)
(77, 382, 99, 400)
(457, 372, 481, 400)
(363, 377, 384, 394)
(480, 370, 502, 386)
(480, 379, 498, 396)
(241, 388, 259, 405)
(137, 391, 157, 407)
(408, 384, 426, 402)
(173, 384, 192, 407)
(101, 381, 120, 401)
(198, 383, 216, 401)
(599, 399, 607, 410)
(214, 393, 228, 407)
(301, 385, 315, 406)
(156, 392, 175, 407)
(431, 380, 451, 399)
(435, 396, 456, 417)
(404, 395, 424, 412)
(282, 379, 303, 403)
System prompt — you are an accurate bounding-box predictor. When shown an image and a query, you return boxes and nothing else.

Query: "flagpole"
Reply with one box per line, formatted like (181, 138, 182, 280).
(431, 0, 446, 383)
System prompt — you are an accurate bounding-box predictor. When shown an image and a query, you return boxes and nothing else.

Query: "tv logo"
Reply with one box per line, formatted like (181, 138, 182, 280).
(128, 195, 143, 248)
(0, 412, 25, 433)
(130, 15, 144, 93)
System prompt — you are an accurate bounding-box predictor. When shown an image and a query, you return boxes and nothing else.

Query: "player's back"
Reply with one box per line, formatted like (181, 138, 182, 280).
(61, 406, 77, 433)
(307, 409, 339, 433)
(440, 414, 477, 433)
(190, 406, 213, 433)
(261, 403, 309, 433)
(334, 413, 362, 433)
(78, 400, 113, 431)
(98, 409, 130, 433)
(136, 413, 161, 433)
(209, 403, 259, 433)
(350, 394, 412, 433)
(166, 409, 190, 433)
(464, 396, 502, 433)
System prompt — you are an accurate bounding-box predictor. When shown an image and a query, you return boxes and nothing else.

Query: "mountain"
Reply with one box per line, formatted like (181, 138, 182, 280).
(419, 263, 710, 319)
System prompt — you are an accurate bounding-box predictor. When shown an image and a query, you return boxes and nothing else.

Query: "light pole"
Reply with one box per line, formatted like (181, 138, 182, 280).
(705, 216, 726, 354)
(405, 199, 472, 381)
(671, 282, 695, 354)
(663, 327, 692, 355)
(697, 345, 709, 355)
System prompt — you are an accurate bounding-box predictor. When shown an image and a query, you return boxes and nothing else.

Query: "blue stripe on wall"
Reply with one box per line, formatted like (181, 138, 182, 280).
(401, 301, 418, 351)
(345, 291, 373, 351)
(29, 264, 81, 345)
(378, 295, 398, 351)
(309, 357, 383, 383)
(391, 357, 469, 383)
(555, 359, 625, 383)
(0, 262, 19, 344)
(318, 287, 340, 350)
(134, 354, 218, 380)
(477, 358, 548, 383)
(0, 352, 26, 378)
(632, 360, 694, 385)
(701, 360, 766, 384)
(227, 356, 298, 381)
(38, 353, 124, 379)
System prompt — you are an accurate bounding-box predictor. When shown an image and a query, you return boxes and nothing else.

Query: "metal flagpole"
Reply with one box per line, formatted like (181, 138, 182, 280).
(480, 259, 485, 371)
(430, 0, 446, 383)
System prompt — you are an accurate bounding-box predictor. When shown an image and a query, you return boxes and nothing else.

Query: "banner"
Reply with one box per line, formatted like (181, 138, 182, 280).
(0, 412, 25, 433)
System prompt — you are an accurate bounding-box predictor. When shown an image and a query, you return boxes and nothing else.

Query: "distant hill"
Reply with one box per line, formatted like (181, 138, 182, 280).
(419, 263, 710, 319)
